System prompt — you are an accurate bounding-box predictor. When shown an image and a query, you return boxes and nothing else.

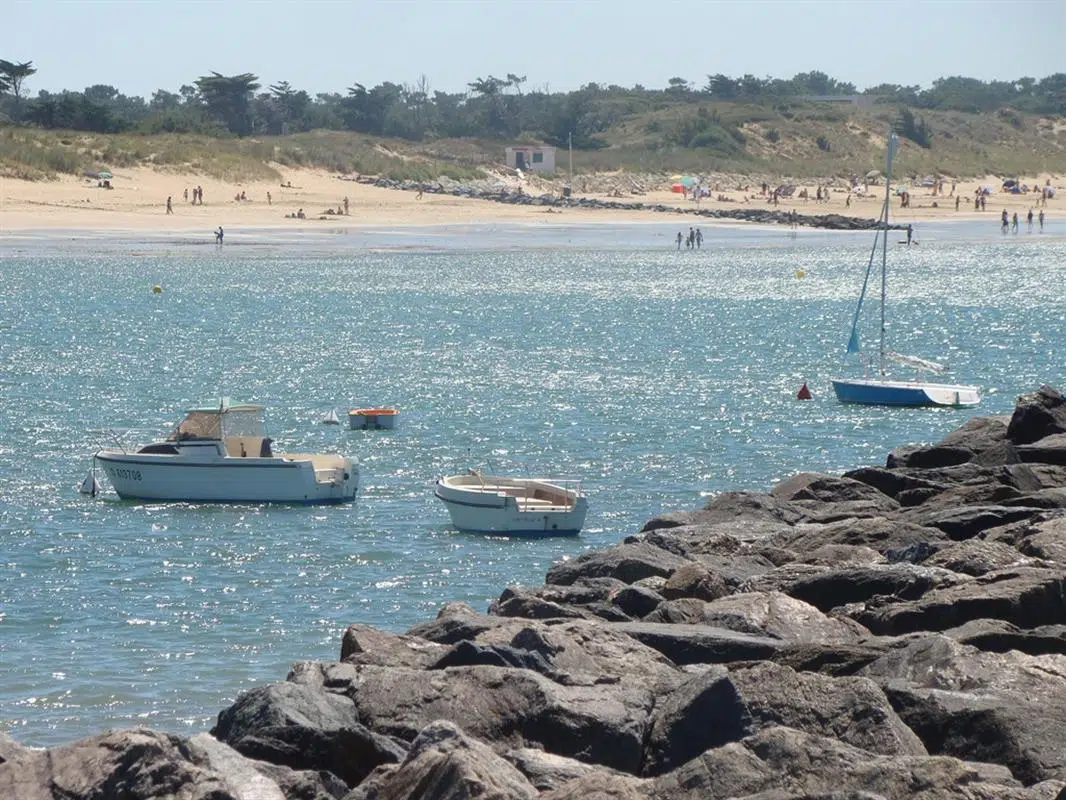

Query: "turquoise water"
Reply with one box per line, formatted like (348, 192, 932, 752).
(2, 220, 1064, 746)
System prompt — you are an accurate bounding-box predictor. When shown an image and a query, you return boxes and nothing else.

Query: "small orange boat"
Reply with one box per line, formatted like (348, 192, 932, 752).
(348, 407, 399, 430)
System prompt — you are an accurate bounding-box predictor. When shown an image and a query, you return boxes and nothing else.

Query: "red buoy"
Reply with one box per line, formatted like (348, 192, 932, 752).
(797, 382, 813, 400)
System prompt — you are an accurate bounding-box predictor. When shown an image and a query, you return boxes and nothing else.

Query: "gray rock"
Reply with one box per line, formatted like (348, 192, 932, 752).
(340, 623, 448, 668)
(1019, 517, 1066, 561)
(643, 662, 925, 776)
(344, 720, 537, 800)
(699, 591, 870, 643)
(861, 634, 1066, 784)
(611, 583, 664, 617)
(769, 517, 950, 556)
(610, 621, 784, 665)
(698, 491, 807, 526)
(210, 682, 406, 787)
(505, 747, 632, 792)
(0, 727, 342, 800)
(1018, 434, 1066, 465)
(649, 725, 1027, 800)
(943, 618, 1066, 656)
(783, 563, 964, 612)
(430, 640, 556, 674)
(922, 539, 1034, 576)
(1008, 386, 1066, 445)
(545, 541, 691, 586)
(660, 562, 729, 601)
(847, 567, 1066, 635)
(347, 664, 652, 773)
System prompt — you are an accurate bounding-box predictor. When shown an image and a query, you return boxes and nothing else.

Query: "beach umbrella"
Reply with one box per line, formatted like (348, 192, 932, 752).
(97, 170, 113, 180)
(670, 174, 683, 181)
(681, 176, 697, 187)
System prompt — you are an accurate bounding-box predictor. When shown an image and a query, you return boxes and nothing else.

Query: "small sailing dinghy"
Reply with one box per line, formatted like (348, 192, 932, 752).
(319, 408, 341, 425)
(831, 134, 980, 409)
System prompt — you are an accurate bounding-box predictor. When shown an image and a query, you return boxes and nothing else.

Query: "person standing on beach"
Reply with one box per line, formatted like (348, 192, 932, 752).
(215, 226, 224, 245)
(1012, 212, 1019, 233)
(906, 224, 913, 246)
(1027, 208, 1034, 232)
(343, 196, 349, 215)
(1039, 209, 1045, 232)
(183, 187, 188, 203)
(267, 191, 272, 205)
(166, 196, 173, 215)
(695, 228, 703, 249)
(676, 231, 683, 250)
(1001, 209, 1009, 232)
(955, 195, 960, 211)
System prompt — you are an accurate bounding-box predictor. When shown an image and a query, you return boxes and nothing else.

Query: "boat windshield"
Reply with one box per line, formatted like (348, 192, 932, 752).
(168, 407, 266, 440)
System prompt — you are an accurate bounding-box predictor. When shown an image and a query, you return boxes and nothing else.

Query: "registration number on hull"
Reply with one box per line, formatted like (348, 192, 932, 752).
(104, 466, 142, 481)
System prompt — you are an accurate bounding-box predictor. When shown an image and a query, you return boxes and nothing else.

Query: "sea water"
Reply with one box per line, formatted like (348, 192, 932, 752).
(2, 220, 1064, 746)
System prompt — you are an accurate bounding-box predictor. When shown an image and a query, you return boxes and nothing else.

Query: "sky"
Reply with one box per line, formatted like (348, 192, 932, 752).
(5, 0, 1064, 100)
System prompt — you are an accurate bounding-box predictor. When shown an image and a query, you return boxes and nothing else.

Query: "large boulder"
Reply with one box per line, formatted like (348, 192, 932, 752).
(642, 662, 924, 776)
(697, 491, 807, 526)
(0, 728, 343, 800)
(697, 591, 870, 644)
(780, 562, 964, 612)
(340, 623, 449, 668)
(660, 562, 729, 601)
(344, 720, 537, 800)
(545, 541, 691, 586)
(846, 567, 1066, 635)
(1008, 386, 1066, 444)
(922, 539, 1036, 576)
(610, 621, 784, 665)
(861, 634, 1066, 784)
(648, 725, 1034, 800)
(210, 681, 405, 787)
(768, 517, 951, 556)
(346, 664, 652, 774)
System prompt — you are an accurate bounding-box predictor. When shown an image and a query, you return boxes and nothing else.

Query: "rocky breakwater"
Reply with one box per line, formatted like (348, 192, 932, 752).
(8, 387, 1066, 799)
(362, 175, 886, 231)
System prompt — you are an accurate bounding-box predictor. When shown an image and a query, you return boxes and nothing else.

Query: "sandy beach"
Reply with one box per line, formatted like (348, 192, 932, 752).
(0, 165, 1058, 234)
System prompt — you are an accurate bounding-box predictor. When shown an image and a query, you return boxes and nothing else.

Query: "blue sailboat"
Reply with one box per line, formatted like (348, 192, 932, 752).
(831, 134, 980, 409)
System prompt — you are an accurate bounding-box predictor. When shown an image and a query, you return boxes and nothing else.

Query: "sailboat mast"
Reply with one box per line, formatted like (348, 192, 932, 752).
(879, 134, 897, 376)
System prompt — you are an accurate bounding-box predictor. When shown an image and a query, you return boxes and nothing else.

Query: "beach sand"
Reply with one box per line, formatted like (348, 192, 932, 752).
(0, 165, 1058, 234)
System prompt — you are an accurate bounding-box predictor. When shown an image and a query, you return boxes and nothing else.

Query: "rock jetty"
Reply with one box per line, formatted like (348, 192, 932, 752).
(361, 175, 891, 231)
(7, 386, 1066, 799)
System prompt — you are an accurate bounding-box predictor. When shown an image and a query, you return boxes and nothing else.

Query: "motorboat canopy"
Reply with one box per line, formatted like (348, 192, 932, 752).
(167, 399, 266, 441)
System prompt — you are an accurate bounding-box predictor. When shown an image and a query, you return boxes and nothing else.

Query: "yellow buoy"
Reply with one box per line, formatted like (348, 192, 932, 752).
(152, 285, 163, 294)
(795, 270, 806, 279)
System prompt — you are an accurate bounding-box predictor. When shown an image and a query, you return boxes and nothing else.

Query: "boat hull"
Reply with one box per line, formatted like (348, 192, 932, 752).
(832, 378, 981, 408)
(434, 476, 587, 536)
(95, 451, 358, 504)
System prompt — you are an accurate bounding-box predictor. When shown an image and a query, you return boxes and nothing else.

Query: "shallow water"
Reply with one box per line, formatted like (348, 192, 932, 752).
(2, 219, 1064, 745)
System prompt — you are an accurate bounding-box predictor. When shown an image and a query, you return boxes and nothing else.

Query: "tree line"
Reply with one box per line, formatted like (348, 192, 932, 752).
(1, 61, 1064, 149)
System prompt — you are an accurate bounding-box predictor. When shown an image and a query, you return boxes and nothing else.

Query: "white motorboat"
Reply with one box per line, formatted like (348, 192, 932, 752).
(92, 399, 358, 504)
(434, 470, 587, 536)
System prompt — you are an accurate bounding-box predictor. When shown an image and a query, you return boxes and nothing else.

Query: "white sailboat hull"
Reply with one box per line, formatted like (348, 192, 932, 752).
(832, 378, 981, 408)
